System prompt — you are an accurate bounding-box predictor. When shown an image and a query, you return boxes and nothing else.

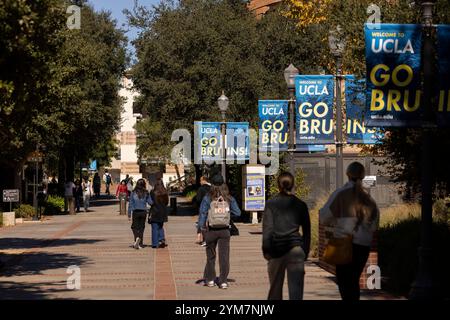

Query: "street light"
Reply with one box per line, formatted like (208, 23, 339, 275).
(284, 64, 299, 176)
(218, 91, 229, 180)
(329, 25, 346, 189)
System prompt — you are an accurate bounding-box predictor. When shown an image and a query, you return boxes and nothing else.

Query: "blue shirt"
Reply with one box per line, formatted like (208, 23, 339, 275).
(198, 194, 241, 228)
(128, 192, 153, 217)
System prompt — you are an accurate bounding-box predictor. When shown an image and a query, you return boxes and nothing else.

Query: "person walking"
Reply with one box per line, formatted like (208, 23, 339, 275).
(116, 180, 128, 198)
(127, 177, 134, 197)
(262, 172, 311, 300)
(93, 172, 101, 198)
(149, 179, 169, 248)
(103, 169, 113, 196)
(128, 178, 153, 250)
(74, 179, 83, 213)
(82, 178, 92, 212)
(64, 179, 76, 214)
(195, 176, 211, 246)
(319, 162, 380, 301)
(198, 174, 241, 289)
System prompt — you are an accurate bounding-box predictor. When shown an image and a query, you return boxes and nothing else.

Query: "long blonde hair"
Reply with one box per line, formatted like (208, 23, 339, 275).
(346, 162, 377, 225)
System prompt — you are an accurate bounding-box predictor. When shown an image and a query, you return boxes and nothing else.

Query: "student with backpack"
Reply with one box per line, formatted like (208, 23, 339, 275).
(128, 179, 153, 249)
(198, 174, 241, 289)
(103, 170, 113, 196)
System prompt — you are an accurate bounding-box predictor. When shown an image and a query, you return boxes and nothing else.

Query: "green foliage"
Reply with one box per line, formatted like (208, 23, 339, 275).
(0, 212, 3, 227)
(15, 204, 35, 219)
(268, 165, 310, 200)
(185, 190, 197, 202)
(378, 218, 450, 298)
(44, 195, 65, 215)
(434, 198, 450, 222)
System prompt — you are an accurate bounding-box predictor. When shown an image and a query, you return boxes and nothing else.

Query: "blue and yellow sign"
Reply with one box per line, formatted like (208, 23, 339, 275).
(258, 100, 288, 151)
(438, 25, 450, 127)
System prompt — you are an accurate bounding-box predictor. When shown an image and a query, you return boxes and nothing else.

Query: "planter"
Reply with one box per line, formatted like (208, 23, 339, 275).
(2, 212, 16, 227)
(15, 218, 24, 224)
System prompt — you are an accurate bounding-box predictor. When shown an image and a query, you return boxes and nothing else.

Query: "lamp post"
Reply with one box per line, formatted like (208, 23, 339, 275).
(218, 91, 229, 180)
(284, 64, 299, 176)
(409, 0, 436, 300)
(329, 25, 346, 189)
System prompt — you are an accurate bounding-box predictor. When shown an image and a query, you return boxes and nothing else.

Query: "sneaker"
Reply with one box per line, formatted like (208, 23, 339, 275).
(138, 245, 144, 250)
(133, 237, 140, 249)
(201, 242, 207, 247)
(207, 281, 215, 287)
(220, 283, 228, 289)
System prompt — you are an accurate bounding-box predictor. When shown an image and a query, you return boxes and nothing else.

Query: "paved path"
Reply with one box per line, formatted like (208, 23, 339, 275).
(0, 198, 400, 300)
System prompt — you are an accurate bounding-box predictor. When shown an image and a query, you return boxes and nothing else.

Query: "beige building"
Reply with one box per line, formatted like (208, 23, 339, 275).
(248, 0, 282, 16)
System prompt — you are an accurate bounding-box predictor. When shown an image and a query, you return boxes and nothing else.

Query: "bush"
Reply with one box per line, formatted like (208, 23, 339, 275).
(0, 213, 3, 227)
(309, 195, 329, 258)
(185, 190, 197, 202)
(15, 204, 35, 219)
(434, 197, 450, 222)
(378, 217, 450, 298)
(44, 195, 65, 215)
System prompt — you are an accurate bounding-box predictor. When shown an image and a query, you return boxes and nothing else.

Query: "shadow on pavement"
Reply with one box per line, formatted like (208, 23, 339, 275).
(0, 280, 81, 300)
(0, 238, 104, 251)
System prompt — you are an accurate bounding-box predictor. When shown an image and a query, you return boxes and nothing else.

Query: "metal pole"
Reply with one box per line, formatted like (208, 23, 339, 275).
(288, 89, 296, 176)
(409, 0, 435, 300)
(221, 111, 226, 181)
(335, 57, 344, 189)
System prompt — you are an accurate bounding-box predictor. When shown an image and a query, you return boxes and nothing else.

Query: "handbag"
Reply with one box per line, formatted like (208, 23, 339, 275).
(229, 220, 239, 236)
(322, 234, 353, 265)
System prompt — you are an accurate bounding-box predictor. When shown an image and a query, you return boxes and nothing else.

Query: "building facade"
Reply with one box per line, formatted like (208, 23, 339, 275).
(248, 0, 282, 16)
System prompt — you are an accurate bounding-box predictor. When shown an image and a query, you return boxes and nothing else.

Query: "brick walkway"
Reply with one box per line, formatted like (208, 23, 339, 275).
(0, 198, 402, 300)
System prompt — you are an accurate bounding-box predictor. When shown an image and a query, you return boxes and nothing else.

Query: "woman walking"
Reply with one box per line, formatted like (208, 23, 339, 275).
(74, 179, 83, 213)
(149, 179, 169, 248)
(93, 172, 101, 198)
(319, 162, 379, 301)
(128, 178, 153, 249)
(262, 172, 311, 300)
(82, 178, 92, 212)
(198, 175, 241, 289)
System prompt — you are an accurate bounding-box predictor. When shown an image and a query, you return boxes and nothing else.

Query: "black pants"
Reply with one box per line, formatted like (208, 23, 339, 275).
(335, 243, 370, 301)
(131, 210, 147, 246)
(204, 228, 230, 285)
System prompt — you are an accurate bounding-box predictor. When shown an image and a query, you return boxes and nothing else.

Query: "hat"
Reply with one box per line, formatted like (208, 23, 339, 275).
(211, 174, 224, 186)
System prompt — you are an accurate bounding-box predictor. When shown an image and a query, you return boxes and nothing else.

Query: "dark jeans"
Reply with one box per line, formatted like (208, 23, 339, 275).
(204, 228, 230, 285)
(267, 246, 306, 300)
(151, 222, 165, 247)
(75, 196, 81, 212)
(335, 243, 371, 301)
(131, 210, 147, 246)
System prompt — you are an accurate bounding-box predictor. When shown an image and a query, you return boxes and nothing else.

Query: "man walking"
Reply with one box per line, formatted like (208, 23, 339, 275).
(103, 169, 113, 196)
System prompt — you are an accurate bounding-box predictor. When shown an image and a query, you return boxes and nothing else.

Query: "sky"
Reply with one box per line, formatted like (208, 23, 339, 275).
(89, 0, 161, 58)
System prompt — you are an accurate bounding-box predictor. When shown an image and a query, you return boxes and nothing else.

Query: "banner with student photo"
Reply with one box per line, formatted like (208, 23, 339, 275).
(345, 76, 383, 144)
(364, 23, 422, 127)
(258, 100, 288, 151)
(437, 25, 450, 127)
(295, 75, 334, 145)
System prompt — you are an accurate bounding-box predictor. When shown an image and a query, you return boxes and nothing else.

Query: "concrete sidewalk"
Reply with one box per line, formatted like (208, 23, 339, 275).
(0, 198, 400, 300)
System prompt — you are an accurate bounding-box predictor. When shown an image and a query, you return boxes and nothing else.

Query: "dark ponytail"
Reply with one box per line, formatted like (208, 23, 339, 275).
(277, 172, 294, 195)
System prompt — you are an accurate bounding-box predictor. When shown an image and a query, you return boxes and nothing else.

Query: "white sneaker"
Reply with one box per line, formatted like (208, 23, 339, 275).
(207, 281, 215, 287)
(134, 237, 140, 249)
(201, 242, 207, 247)
(220, 283, 228, 289)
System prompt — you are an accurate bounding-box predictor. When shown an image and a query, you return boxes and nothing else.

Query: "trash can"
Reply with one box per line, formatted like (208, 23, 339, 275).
(170, 197, 177, 215)
(119, 193, 127, 216)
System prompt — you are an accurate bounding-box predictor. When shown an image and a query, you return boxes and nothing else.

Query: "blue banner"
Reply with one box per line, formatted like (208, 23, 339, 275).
(195, 121, 249, 163)
(89, 160, 97, 171)
(437, 25, 450, 126)
(297, 145, 326, 152)
(345, 76, 382, 144)
(364, 23, 422, 127)
(258, 100, 288, 151)
(295, 75, 334, 145)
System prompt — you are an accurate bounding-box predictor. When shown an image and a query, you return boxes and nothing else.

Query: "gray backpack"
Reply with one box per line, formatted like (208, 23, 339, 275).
(207, 196, 230, 228)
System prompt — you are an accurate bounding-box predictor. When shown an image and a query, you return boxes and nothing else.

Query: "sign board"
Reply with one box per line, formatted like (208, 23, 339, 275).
(437, 25, 450, 127)
(258, 100, 289, 151)
(295, 75, 335, 145)
(242, 165, 265, 211)
(364, 24, 423, 127)
(3, 189, 19, 202)
(362, 176, 377, 189)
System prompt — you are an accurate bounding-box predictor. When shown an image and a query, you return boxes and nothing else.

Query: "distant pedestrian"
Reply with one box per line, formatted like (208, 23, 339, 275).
(198, 174, 241, 289)
(127, 177, 134, 197)
(195, 176, 211, 246)
(149, 179, 169, 248)
(82, 178, 92, 212)
(93, 172, 101, 198)
(262, 172, 311, 300)
(103, 169, 112, 196)
(128, 178, 153, 249)
(116, 180, 128, 198)
(319, 162, 380, 301)
(74, 179, 83, 213)
(64, 179, 76, 214)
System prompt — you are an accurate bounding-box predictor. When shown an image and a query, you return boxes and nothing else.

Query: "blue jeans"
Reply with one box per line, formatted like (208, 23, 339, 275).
(151, 222, 165, 247)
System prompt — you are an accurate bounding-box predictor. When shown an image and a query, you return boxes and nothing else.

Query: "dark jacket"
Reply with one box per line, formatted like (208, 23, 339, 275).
(195, 183, 211, 209)
(262, 193, 311, 260)
(149, 190, 169, 223)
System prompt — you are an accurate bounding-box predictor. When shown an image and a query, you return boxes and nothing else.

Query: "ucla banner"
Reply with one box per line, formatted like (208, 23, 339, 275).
(195, 121, 249, 163)
(297, 145, 326, 152)
(437, 25, 450, 126)
(365, 23, 422, 127)
(258, 100, 288, 151)
(345, 76, 382, 144)
(295, 75, 334, 145)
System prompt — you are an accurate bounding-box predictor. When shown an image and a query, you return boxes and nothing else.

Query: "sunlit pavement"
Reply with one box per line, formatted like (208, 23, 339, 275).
(0, 197, 402, 300)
